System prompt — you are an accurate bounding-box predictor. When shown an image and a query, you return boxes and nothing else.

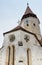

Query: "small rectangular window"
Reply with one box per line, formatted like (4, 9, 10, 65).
(19, 60, 23, 63)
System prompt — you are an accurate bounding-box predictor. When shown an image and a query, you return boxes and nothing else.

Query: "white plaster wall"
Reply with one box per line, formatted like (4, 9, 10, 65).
(1, 30, 42, 65)
(31, 47, 42, 65)
(19, 30, 42, 65)
(3, 31, 20, 47)
(0, 47, 6, 65)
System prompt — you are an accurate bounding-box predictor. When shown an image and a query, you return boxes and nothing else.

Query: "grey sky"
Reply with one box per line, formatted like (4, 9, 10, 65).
(0, 0, 42, 47)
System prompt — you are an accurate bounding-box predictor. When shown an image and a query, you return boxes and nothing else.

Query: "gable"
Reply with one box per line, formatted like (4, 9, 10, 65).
(3, 26, 42, 47)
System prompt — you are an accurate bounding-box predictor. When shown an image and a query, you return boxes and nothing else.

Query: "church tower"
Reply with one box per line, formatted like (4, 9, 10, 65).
(0, 5, 42, 65)
(19, 5, 41, 40)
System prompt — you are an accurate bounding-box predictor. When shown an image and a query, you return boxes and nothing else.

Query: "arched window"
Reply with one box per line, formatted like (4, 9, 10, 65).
(6, 46, 11, 65)
(12, 46, 15, 65)
(27, 49, 32, 65)
(6, 45, 15, 65)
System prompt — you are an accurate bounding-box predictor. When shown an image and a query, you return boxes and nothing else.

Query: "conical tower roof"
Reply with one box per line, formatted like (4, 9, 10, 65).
(21, 6, 37, 20)
(24, 6, 34, 15)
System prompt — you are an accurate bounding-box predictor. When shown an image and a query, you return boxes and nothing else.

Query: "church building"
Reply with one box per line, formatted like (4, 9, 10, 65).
(0, 5, 42, 65)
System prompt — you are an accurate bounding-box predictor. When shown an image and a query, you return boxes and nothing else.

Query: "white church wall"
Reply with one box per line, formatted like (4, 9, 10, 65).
(3, 30, 21, 47)
(31, 46, 42, 65)
(2, 30, 42, 65)
(0, 47, 6, 65)
(17, 30, 42, 65)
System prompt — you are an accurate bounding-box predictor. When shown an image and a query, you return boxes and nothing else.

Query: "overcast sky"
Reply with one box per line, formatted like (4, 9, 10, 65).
(0, 0, 42, 48)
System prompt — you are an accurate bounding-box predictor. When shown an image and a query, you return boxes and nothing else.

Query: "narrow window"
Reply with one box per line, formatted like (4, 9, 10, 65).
(27, 49, 32, 65)
(19, 60, 23, 63)
(27, 24, 29, 26)
(27, 49, 29, 65)
(33, 23, 35, 26)
(12, 46, 15, 65)
(8, 47, 11, 65)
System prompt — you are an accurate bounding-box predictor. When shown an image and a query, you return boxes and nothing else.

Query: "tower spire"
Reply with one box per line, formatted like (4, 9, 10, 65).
(21, 5, 37, 20)
(27, 2, 29, 7)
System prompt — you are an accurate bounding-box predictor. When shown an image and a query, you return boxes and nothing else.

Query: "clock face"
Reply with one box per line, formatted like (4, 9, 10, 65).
(9, 34, 15, 42)
(26, 20, 28, 24)
(24, 20, 29, 26)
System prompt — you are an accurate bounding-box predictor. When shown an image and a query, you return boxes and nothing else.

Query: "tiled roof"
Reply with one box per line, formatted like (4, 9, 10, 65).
(21, 6, 37, 20)
(24, 6, 34, 15)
